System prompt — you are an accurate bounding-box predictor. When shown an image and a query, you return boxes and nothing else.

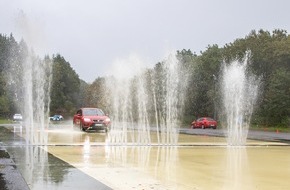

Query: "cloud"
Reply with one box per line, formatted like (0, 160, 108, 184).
(1, 0, 290, 82)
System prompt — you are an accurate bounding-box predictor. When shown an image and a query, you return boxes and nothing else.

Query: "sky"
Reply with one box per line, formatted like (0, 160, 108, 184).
(1, 0, 290, 82)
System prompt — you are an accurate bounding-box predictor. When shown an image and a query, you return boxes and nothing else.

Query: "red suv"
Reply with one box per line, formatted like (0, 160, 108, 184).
(191, 117, 217, 129)
(73, 108, 111, 132)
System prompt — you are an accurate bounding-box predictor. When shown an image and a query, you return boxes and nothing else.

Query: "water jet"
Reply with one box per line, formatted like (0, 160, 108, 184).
(221, 55, 260, 146)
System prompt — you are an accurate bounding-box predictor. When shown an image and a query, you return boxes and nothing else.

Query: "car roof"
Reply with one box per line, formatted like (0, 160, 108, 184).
(81, 107, 100, 109)
(198, 117, 214, 119)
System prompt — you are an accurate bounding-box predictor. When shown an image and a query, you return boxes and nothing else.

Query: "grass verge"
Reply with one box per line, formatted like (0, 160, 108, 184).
(250, 125, 290, 133)
(0, 118, 13, 124)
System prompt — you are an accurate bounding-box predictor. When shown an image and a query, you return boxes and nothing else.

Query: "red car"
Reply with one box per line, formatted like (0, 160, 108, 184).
(73, 108, 111, 132)
(191, 117, 217, 129)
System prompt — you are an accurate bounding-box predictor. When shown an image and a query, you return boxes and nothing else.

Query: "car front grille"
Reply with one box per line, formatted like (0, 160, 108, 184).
(93, 119, 104, 123)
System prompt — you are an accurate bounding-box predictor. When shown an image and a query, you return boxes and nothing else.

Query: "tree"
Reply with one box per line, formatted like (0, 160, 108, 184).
(223, 29, 290, 127)
(85, 77, 109, 111)
(190, 45, 223, 120)
(0, 34, 27, 117)
(263, 68, 290, 126)
(50, 54, 80, 116)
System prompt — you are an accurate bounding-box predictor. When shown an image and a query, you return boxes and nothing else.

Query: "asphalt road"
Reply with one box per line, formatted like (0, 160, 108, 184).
(179, 128, 290, 143)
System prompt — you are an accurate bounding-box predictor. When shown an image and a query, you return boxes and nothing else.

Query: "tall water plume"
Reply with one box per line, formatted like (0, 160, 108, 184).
(7, 51, 52, 145)
(221, 55, 260, 146)
(23, 55, 52, 145)
(106, 53, 188, 145)
(154, 53, 185, 145)
(6, 12, 53, 145)
(4, 12, 52, 189)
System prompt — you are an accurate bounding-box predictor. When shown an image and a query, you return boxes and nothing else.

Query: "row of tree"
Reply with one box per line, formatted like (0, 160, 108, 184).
(0, 34, 81, 118)
(0, 29, 289, 127)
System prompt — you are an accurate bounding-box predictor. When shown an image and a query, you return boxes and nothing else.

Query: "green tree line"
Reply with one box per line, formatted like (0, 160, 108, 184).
(0, 29, 289, 127)
(0, 34, 81, 118)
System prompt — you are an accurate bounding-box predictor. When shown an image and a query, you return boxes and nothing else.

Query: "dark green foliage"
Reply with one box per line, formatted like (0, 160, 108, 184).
(84, 77, 109, 112)
(50, 54, 80, 116)
(0, 34, 26, 117)
(191, 45, 223, 120)
(0, 29, 289, 127)
(262, 68, 290, 126)
(223, 29, 290, 127)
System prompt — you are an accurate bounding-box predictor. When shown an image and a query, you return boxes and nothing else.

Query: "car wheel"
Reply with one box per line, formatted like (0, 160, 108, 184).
(80, 123, 85, 131)
(106, 126, 111, 133)
(201, 125, 205, 129)
(212, 126, 217, 129)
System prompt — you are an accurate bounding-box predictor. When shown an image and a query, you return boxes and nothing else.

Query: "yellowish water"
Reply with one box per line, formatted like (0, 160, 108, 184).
(36, 127, 290, 190)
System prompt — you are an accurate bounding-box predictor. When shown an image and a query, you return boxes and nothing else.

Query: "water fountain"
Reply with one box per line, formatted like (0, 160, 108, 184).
(2, 11, 288, 189)
(8, 53, 52, 145)
(221, 55, 260, 146)
(105, 53, 188, 145)
(7, 48, 52, 189)
(24, 55, 52, 145)
(7, 11, 52, 145)
(4, 46, 290, 189)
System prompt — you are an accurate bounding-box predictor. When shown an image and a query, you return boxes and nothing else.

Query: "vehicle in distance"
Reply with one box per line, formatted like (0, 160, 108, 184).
(13, 114, 23, 121)
(191, 117, 217, 129)
(49, 115, 63, 121)
(73, 108, 111, 132)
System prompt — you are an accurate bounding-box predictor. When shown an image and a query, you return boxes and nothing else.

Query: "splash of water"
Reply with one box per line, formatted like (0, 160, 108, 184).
(8, 53, 52, 145)
(221, 56, 260, 146)
(6, 48, 52, 189)
(7, 12, 53, 145)
(154, 54, 183, 145)
(23, 55, 52, 145)
(106, 53, 188, 145)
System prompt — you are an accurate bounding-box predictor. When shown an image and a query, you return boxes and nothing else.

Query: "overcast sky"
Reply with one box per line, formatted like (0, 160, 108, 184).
(1, 0, 290, 82)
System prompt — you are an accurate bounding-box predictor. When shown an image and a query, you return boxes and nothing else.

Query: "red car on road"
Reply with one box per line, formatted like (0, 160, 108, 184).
(73, 108, 111, 132)
(191, 117, 217, 129)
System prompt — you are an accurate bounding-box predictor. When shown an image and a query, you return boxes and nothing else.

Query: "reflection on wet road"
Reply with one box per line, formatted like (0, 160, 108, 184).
(2, 123, 290, 189)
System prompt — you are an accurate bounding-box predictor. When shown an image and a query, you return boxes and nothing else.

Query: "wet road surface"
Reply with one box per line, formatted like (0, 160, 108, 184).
(180, 127, 290, 143)
(0, 125, 112, 190)
(1, 123, 290, 189)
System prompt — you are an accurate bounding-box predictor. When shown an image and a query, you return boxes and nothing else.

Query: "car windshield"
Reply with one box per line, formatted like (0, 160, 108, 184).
(82, 108, 104, 116)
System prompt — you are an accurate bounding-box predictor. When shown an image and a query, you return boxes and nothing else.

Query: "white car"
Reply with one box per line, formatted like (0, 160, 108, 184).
(13, 114, 23, 121)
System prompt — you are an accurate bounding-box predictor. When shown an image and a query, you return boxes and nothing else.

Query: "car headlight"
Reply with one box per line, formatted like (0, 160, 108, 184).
(83, 118, 91, 122)
(105, 118, 110, 122)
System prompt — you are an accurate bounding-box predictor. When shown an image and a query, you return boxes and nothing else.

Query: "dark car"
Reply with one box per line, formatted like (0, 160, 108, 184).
(73, 108, 111, 132)
(50, 115, 63, 121)
(191, 117, 217, 129)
